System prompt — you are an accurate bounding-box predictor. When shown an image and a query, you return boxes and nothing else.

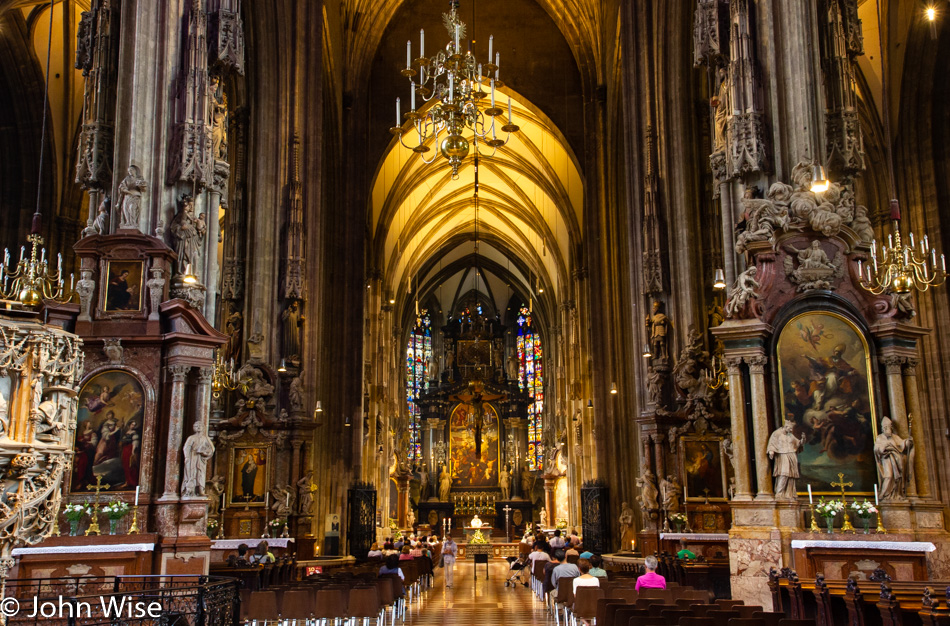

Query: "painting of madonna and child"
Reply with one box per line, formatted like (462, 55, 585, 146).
(777, 312, 878, 495)
(449, 404, 499, 488)
(72, 370, 145, 492)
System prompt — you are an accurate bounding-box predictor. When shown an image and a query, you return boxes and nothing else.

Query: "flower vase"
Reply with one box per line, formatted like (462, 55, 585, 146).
(673, 523, 684, 534)
(862, 517, 871, 534)
(69, 520, 79, 536)
(825, 517, 835, 534)
(109, 519, 119, 535)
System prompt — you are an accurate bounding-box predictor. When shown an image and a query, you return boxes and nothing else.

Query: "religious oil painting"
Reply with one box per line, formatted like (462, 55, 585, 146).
(72, 370, 145, 492)
(777, 311, 877, 495)
(681, 437, 727, 501)
(103, 260, 144, 312)
(449, 403, 499, 488)
(228, 445, 270, 506)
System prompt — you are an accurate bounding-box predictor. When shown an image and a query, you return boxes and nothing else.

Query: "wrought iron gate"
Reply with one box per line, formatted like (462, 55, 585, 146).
(581, 479, 609, 555)
(347, 481, 377, 559)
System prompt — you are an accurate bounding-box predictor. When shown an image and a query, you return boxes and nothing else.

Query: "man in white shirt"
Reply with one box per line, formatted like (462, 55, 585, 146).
(527, 543, 551, 569)
(549, 529, 566, 549)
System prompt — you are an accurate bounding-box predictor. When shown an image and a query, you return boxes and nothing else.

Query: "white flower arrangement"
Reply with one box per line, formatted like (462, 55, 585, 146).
(63, 503, 90, 522)
(669, 512, 688, 525)
(269, 517, 286, 528)
(102, 500, 130, 521)
(850, 499, 878, 518)
(815, 498, 844, 518)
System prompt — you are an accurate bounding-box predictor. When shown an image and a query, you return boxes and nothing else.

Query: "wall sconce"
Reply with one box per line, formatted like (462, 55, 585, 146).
(610, 382, 618, 395)
(183, 263, 198, 285)
(277, 359, 288, 373)
(810, 164, 829, 193)
(587, 399, 593, 410)
(315, 401, 323, 413)
(642, 344, 652, 359)
(344, 415, 352, 427)
(713, 268, 726, 290)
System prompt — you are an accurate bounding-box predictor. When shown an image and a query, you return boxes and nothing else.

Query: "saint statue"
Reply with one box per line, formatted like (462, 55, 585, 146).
(874, 417, 915, 501)
(169, 194, 207, 275)
(787, 241, 835, 270)
(645, 300, 671, 361)
(420, 463, 430, 501)
(499, 464, 511, 501)
(506, 353, 519, 380)
(635, 469, 659, 513)
(725, 266, 760, 318)
(117, 165, 147, 230)
(206, 475, 225, 516)
(439, 464, 452, 502)
(767, 421, 805, 499)
(223, 311, 243, 364)
(659, 475, 683, 512)
(289, 376, 305, 412)
(618, 501, 635, 551)
(713, 67, 730, 153)
(540, 508, 548, 528)
(93, 196, 110, 235)
(297, 471, 316, 515)
(181, 421, 214, 498)
(210, 88, 229, 161)
(281, 300, 304, 364)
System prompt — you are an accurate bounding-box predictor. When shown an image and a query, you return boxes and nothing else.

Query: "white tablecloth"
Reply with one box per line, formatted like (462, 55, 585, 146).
(211, 538, 295, 550)
(13, 543, 155, 556)
(660, 533, 730, 541)
(790, 539, 935, 552)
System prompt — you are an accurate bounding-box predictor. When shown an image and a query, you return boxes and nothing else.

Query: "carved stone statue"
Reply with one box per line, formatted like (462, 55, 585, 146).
(77, 270, 96, 321)
(445, 347, 455, 371)
(659, 475, 683, 513)
(281, 300, 304, 364)
(271, 484, 295, 517)
(210, 89, 229, 161)
(146, 267, 165, 321)
(506, 353, 519, 380)
(288, 376, 304, 412)
(407, 508, 416, 527)
(117, 165, 147, 230)
(874, 417, 915, 501)
(725, 266, 760, 318)
(713, 67, 730, 153)
(419, 463, 430, 500)
(521, 462, 535, 497)
(237, 363, 274, 400)
(789, 241, 835, 270)
(169, 194, 207, 275)
(635, 469, 659, 513)
(767, 421, 805, 499)
(426, 353, 437, 380)
(735, 183, 792, 252)
(439, 464, 452, 501)
(618, 501, 635, 550)
(93, 196, 110, 234)
(181, 421, 215, 498)
(206, 475, 225, 516)
(852, 205, 874, 243)
(645, 300, 671, 361)
(498, 464, 511, 501)
(540, 508, 548, 528)
(223, 311, 243, 364)
(297, 471, 316, 515)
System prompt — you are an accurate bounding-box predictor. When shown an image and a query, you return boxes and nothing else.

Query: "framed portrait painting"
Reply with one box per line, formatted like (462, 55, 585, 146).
(680, 436, 727, 501)
(776, 311, 878, 495)
(103, 260, 143, 312)
(228, 445, 271, 507)
(448, 403, 500, 488)
(72, 370, 145, 492)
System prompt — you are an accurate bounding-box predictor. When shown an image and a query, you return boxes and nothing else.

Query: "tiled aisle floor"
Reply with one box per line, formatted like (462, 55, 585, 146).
(404, 560, 551, 625)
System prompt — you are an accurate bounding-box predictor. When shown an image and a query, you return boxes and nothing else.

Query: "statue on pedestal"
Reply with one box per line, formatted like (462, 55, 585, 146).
(874, 417, 915, 501)
(297, 471, 316, 516)
(767, 421, 805, 499)
(635, 469, 659, 515)
(499, 464, 511, 501)
(439, 465, 452, 502)
(645, 300, 671, 361)
(660, 475, 683, 513)
(618, 501, 635, 551)
(169, 194, 207, 275)
(206, 475, 225, 516)
(117, 165, 147, 230)
(420, 463, 430, 501)
(181, 421, 214, 498)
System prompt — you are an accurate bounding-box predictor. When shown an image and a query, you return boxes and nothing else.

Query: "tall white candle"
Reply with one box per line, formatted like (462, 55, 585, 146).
(286, 493, 290, 507)
(874, 484, 879, 506)
(411, 82, 416, 111)
(396, 97, 401, 125)
(449, 75, 454, 101)
(420, 29, 425, 58)
(508, 96, 513, 122)
(807, 484, 813, 504)
(406, 40, 411, 69)
(265, 492, 269, 507)
(135, 486, 140, 507)
(490, 79, 495, 108)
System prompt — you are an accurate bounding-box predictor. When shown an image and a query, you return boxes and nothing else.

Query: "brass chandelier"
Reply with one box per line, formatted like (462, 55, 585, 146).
(390, 0, 519, 179)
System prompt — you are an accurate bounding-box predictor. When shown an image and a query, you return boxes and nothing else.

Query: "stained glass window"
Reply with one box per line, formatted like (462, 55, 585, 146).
(517, 306, 544, 470)
(405, 310, 432, 464)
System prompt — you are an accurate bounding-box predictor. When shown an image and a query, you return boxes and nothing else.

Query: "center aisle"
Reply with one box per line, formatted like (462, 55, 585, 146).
(404, 560, 552, 626)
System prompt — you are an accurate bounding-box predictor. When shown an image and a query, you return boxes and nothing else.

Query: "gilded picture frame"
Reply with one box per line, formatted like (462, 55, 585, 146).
(679, 436, 727, 502)
(776, 311, 878, 495)
(227, 444, 272, 507)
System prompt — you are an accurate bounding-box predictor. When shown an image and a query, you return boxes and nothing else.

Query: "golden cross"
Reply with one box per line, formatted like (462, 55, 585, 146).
(830, 473, 853, 498)
(84, 475, 110, 536)
(830, 473, 855, 533)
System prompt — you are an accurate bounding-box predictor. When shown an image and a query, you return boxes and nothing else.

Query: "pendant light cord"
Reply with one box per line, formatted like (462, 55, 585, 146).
(33, 0, 56, 235)
(875, 0, 900, 218)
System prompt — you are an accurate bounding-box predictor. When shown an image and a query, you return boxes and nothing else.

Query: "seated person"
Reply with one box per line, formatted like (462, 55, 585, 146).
(399, 546, 414, 561)
(410, 542, 424, 558)
(528, 543, 551, 567)
(550, 549, 581, 591)
(249, 541, 276, 565)
(379, 553, 405, 580)
(367, 542, 383, 558)
(542, 553, 561, 596)
(549, 529, 566, 549)
(588, 554, 607, 578)
(227, 543, 250, 566)
(635, 555, 667, 591)
(676, 539, 697, 560)
(572, 558, 601, 593)
(565, 545, 579, 559)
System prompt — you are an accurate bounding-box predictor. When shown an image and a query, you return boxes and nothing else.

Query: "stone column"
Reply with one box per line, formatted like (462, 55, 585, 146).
(396, 473, 410, 529)
(653, 434, 666, 482)
(901, 358, 928, 498)
(195, 367, 213, 429)
(746, 355, 773, 499)
(162, 365, 191, 500)
(508, 417, 530, 467)
(727, 358, 753, 500)
(881, 355, 909, 435)
(543, 476, 558, 527)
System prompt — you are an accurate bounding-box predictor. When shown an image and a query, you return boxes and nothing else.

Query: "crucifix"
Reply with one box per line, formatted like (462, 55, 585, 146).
(503, 505, 512, 542)
(85, 475, 110, 536)
(831, 473, 855, 533)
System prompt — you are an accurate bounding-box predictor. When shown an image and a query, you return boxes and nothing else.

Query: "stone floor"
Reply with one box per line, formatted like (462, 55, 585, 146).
(405, 560, 550, 625)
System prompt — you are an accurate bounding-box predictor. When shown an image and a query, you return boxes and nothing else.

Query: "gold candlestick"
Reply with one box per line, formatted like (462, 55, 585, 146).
(85, 475, 110, 536)
(217, 506, 226, 539)
(876, 510, 887, 534)
(831, 473, 855, 533)
(809, 504, 821, 533)
(127, 506, 140, 534)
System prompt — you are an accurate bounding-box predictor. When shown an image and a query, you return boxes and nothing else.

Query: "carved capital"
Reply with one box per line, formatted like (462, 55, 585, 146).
(726, 357, 744, 375)
(745, 355, 768, 374)
(197, 367, 214, 384)
(168, 365, 191, 382)
(880, 355, 904, 376)
(903, 358, 919, 377)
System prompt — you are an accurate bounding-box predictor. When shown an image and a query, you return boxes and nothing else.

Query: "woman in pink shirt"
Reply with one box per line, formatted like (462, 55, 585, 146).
(635, 555, 667, 591)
